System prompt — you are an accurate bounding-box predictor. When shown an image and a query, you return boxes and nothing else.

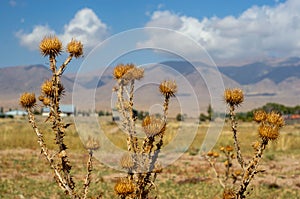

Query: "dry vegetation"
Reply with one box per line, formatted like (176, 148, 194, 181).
(0, 117, 300, 198)
(2, 36, 299, 198)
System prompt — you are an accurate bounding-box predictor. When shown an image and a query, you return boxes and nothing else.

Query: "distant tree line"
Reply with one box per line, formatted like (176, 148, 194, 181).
(199, 102, 300, 123)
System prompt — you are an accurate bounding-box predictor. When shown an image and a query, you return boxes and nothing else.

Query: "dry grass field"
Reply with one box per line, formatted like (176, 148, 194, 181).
(0, 116, 300, 198)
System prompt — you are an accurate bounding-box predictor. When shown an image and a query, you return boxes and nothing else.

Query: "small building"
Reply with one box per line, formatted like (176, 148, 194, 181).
(5, 110, 27, 117)
(42, 104, 76, 117)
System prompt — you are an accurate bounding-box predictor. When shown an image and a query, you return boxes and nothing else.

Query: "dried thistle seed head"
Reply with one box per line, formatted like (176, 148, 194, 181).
(223, 188, 236, 199)
(267, 111, 284, 127)
(67, 39, 83, 58)
(234, 169, 242, 176)
(20, 92, 36, 108)
(41, 80, 53, 96)
(142, 115, 151, 126)
(39, 35, 62, 57)
(159, 80, 177, 98)
(253, 109, 267, 123)
(224, 88, 244, 106)
(120, 153, 134, 170)
(142, 115, 165, 137)
(207, 151, 214, 157)
(85, 136, 100, 150)
(113, 63, 135, 79)
(114, 178, 135, 196)
(258, 124, 279, 141)
(38, 95, 44, 102)
(225, 145, 234, 152)
(42, 97, 51, 106)
(122, 67, 144, 80)
(213, 152, 219, 158)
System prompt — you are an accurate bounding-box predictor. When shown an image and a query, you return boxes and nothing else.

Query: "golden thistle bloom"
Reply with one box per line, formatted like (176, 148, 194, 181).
(213, 152, 219, 158)
(224, 88, 244, 106)
(67, 39, 83, 58)
(41, 80, 53, 96)
(120, 153, 134, 170)
(122, 67, 144, 80)
(113, 64, 134, 79)
(253, 109, 267, 123)
(39, 36, 62, 57)
(42, 97, 51, 106)
(207, 151, 214, 157)
(234, 169, 242, 176)
(114, 178, 135, 196)
(223, 189, 236, 199)
(225, 145, 234, 152)
(159, 80, 177, 98)
(142, 115, 165, 137)
(41, 80, 64, 97)
(20, 92, 36, 108)
(85, 136, 100, 150)
(267, 111, 284, 127)
(258, 124, 279, 141)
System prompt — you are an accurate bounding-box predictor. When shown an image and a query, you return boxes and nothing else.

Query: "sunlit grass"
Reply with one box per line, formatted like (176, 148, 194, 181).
(0, 116, 299, 198)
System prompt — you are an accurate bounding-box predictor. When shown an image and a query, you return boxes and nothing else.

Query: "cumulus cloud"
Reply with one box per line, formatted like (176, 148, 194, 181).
(141, 0, 300, 64)
(16, 8, 109, 51)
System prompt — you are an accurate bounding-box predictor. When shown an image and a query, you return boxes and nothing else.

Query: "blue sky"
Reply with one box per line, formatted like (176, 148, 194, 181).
(0, 0, 296, 73)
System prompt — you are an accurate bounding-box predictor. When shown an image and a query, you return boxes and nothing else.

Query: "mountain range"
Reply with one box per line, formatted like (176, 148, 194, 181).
(1, 57, 300, 117)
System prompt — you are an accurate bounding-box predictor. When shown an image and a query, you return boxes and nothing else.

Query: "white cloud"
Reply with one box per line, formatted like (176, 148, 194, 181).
(16, 8, 109, 51)
(142, 0, 300, 64)
(16, 25, 55, 50)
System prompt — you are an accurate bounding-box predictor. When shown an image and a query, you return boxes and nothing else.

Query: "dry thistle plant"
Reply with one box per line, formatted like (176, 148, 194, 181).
(113, 63, 177, 199)
(20, 36, 100, 199)
(206, 88, 284, 199)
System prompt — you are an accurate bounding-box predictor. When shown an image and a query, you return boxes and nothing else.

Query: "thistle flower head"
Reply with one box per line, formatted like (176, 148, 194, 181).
(20, 92, 36, 108)
(114, 178, 135, 196)
(113, 63, 134, 79)
(142, 115, 165, 137)
(42, 97, 51, 106)
(253, 109, 267, 123)
(39, 35, 62, 57)
(258, 124, 279, 141)
(41, 80, 64, 97)
(223, 188, 236, 199)
(120, 153, 134, 170)
(267, 111, 284, 127)
(41, 80, 53, 96)
(122, 67, 144, 80)
(207, 151, 214, 157)
(67, 39, 83, 58)
(224, 88, 244, 106)
(85, 136, 100, 151)
(159, 80, 177, 98)
(225, 145, 234, 152)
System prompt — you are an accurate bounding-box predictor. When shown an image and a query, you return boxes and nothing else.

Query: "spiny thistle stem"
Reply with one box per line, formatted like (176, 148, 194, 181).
(229, 105, 244, 169)
(57, 55, 73, 76)
(128, 80, 138, 153)
(26, 108, 78, 198)
(237, 139, 268, 199)
(49, 54, 56, 73)
(83, 150, 93, 199)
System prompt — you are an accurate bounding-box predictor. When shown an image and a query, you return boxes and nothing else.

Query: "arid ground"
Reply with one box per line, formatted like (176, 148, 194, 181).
(0, 116, 299, 199)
